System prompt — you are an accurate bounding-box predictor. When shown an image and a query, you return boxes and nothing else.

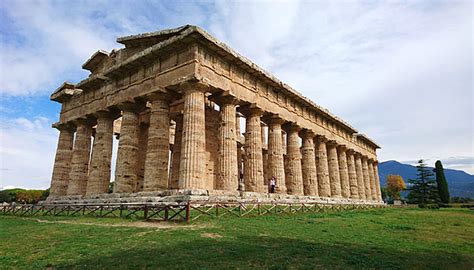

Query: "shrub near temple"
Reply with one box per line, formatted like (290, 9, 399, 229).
(386, 175, 406, 200)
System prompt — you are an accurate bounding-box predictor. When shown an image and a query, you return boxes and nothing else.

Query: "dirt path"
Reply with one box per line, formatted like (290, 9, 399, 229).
(34, 218, 202, 229)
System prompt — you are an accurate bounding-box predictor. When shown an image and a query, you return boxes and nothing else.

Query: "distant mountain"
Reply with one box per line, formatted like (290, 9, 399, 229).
(378, 160, 474, 198)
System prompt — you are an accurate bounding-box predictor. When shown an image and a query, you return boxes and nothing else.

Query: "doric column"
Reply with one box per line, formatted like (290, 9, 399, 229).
(178, 83, 207, 189)
(373, 161, 382, 201)
(284, 123, 304, 195)
(355, 153, 366, 200)
(115, 102, 142, 193)
(86, 111, 114, 195)
(337, 145, 350, 198)
(216, 96, 238, 191)
(346, 150, 359, 199)
(266, 116, 286, 194)
(368, 160, 377, 201)
(136, 123, 149, 192)
(301, 130, 318, 196)
(169, 114, 183, 189)
(327, 140, 342, 198)
(242, 106, 264, 192)
(316, 136, 331, 197)
(143, 94, 171, 191)
(50, 123, 74, 197)
(67, 119, 92, 196)
(361, 156, 372, 200)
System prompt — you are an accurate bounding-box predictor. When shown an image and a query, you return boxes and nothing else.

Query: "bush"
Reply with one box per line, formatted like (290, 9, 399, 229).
(419, 203, 440, 209)
(438, 203, 452, 208)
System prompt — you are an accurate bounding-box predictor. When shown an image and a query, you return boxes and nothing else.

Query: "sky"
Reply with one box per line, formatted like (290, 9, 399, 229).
(0, 0, 473, 190)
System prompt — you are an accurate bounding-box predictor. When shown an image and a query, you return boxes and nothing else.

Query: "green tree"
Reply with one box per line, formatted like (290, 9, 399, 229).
(407, 159, 439, 205)
(434, 160, 450, 204)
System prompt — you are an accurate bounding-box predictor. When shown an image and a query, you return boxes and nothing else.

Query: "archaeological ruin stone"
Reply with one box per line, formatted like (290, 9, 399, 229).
(48, 25, 383, 204)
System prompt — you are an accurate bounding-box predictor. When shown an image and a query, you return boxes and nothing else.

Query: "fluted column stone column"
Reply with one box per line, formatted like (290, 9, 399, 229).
(301, 130, 318, 196)
(50, 123, 75, 197)
(115, 103, 142, 193)
(373, 161, 382, 201)
(361, 156, 372, 200)
(316, 136, 331, 197)
(337, 146, 350, 198)
(216, 97, 238, 191)
(327, 141, 342, 198)
(87, 111, 114, 195)
(266, 116, 286, 194)
(67, 119, 92, 195)
(284, 124, 303, 195)
(347, 150, 359, 199)
(242, 106, 265, 192)
(368, 160, 377, 201)
(355, 154, 366, 200)
(178, 83, 207, 189)
(169, 114, 183, 189)
(143, 94, 171, 191)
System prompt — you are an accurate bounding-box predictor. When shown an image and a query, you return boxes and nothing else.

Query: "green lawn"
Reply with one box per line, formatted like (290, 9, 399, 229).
(0, 208, 473, 269)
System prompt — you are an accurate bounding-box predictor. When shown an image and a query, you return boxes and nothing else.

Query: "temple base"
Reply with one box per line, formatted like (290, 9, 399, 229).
(45, 190, 384, 205)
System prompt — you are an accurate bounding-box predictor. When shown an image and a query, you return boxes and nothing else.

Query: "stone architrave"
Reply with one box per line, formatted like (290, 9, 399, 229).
(316, 136, 331, 197)
(50, 123, 74, 197)
(169, 114, 183, 189)
(361, 157, 372, 200)
(216, 96, 238, 191)
(178, 83, 207, 189)
(143, 94, 171, 191)
(115, 102, 142, 193)
(373, 161, 382, 201)
(87, 111, 114, 195)
(266, 116, 286, 194)
(327, 140, 342, 198)
(67, 119, 92, 195)
(337, 145, 350, 198)
(355, 154, 366, 200)
(242, 106, 265, 192)
(346, 150, 359, 199)
(301, 130, 318, 196)
(368, 160, 377, 201)
(284, 124, 304, 195)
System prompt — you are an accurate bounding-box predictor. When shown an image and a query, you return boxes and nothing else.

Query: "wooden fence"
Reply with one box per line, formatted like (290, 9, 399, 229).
(0, 202, 385, 223)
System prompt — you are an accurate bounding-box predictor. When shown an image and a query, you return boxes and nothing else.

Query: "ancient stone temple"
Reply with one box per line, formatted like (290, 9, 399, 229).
(48, 25, 383, 205)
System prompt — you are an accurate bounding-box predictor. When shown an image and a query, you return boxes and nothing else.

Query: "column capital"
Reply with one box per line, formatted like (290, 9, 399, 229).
(239, 104, 263, 117)
(179, 80, 209, 93)
(282, 122, 301, 133)
(263, 114, 285, 125)
(337, 144, 348, 151)
(145, 91, 174, 102)
(326, 140, 338, 147)
(315, 134, 328, 142)
(346, 148, 356, 155)
(300, 129, 315, 139)
(52, 122, 75, 132)
(118, 100, 146, 112)
(92, 109, 118, 120)
(71, 117, 94, 127)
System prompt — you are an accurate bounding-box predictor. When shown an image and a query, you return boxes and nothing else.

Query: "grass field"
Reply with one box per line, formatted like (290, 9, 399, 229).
(0, 207, 473, 269)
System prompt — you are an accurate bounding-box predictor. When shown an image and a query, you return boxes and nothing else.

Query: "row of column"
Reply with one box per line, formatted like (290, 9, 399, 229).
(50, 83, 381, 201)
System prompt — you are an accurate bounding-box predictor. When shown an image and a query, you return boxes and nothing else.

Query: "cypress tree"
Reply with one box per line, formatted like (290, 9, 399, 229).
(407, 159, 439, 205)
(434, 160, 450, 203)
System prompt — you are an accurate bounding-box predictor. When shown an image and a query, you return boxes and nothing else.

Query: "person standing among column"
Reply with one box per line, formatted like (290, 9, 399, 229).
(143, 93, 172, 191)
(50, 123, 75, 197)
(301, 129, 318, 196)
(178, 82, 207, 189)
(327, 140, 342, 198)
(115, 102, 143, 193)
(316, 135, 331, 197)
(67, 118, 93, 196)
(337, 145, 350, 198)
(266, 115, 286, 194)
(241, 105, 265, 193)
(216, 95, 239, 191)
(87, 111, 114, 195)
